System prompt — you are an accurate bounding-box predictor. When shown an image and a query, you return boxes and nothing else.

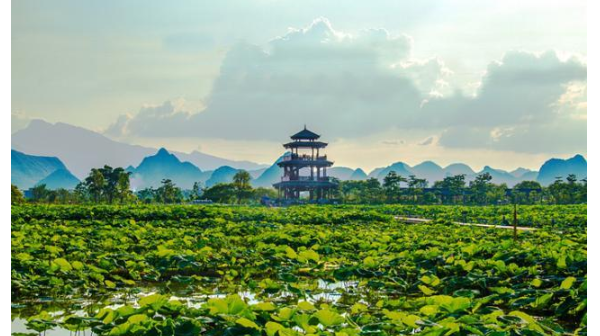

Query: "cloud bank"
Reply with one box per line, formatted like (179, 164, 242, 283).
(107, 18, 586, 155)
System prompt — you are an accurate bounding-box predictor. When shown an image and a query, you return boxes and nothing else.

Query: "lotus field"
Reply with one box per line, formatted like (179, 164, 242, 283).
(11, 204, 587, 335)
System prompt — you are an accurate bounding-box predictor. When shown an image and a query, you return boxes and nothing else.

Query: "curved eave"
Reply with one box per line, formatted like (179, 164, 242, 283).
(277, 160, 333, 167)
(283, 141, 328, 149)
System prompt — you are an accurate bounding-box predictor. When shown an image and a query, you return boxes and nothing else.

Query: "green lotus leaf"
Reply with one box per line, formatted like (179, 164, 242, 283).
(561, 276, 576, 290)
(314, 309, 345, 327)
(236, 317, 261, 330)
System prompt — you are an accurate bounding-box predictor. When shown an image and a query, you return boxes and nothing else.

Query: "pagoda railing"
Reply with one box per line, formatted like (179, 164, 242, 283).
(282, 154, 328, 161)
(281, 176, 333, 182)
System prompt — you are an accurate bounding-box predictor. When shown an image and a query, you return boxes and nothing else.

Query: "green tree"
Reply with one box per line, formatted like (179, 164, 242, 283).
(74, 182, 89, 203)
(383, 171, 401, 203)
(30, 184, 50, 202)
(565, 174, 579, 203)
(137, 188, 156, 204)
(115, 169, 133, 203)
(364, 178, 384, 204)
(434, 174, 466, 204)
(232, 170, 253, 204)
(469, 172, 493, 205)
(11, 184, 25, 205)
(513, 180, 542, 204)
(548, 177, 566, 204)
(202, 183, 236, 203)
(54, 188, 73, 204)
(99, 166, 131, 204)
(407, 175, 428, 204)
(189, 182, 203, 201)
(155, 179, 183, 204)
(84, 168, 105, 203)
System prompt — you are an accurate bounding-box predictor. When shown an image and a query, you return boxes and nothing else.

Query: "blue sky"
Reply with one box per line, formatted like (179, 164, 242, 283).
(12, 1, 587, 170)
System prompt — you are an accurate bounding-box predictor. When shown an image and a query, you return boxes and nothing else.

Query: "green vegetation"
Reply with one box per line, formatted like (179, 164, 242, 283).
(16, 164, 587, 206)
(11, 184, 25, 205)
(12, 204, 586, 335)
(338, 173, 586, 205)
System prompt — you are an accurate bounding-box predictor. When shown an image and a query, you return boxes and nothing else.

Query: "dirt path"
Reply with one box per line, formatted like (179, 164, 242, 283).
(394, 216, 538, 231)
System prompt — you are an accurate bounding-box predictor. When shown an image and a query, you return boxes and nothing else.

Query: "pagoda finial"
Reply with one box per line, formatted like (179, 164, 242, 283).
(304, 124, 307, 130)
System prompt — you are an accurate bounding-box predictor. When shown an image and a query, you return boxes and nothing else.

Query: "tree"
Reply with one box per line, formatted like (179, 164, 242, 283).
(469, 172, 493, 205)
(364, 178, 384, 204)
(98, 166, 131, 204)
(383, 171, 401, 203)
(565, 174, 579, 203)
(252, 187, 278, 201)
(232, 170, 253, 204)
(202, 183, 236, 203)
(54, 188, 73, 204)
(513, 180, 542, 204)
(407, 175, 428, 204)
(434, 174, 466, 204)
(155, 179, 183, 204)
(79, 166, 133, 204)
(11, 185, 25, 205)
(74, 182, 89, 203)
(548, 177, 566, 204)
(137, 188, 156, 204)
(30, 184, 50, 202)
(189, 182, 203, 201)
(114, 168, 133, 203)
(84, 168, 105, 203)
(338, 180, 366, 204)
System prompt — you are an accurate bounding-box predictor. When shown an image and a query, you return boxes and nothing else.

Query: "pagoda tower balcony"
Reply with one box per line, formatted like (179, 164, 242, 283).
(273, 126, 339, 200)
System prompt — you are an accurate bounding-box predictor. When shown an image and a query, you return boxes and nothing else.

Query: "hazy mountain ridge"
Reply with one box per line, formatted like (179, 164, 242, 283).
(11, 120, 268, 178)
(11, 150, 79, 189)
(537, 154, 587, 186)
(11, 120, 586, 189)
(37, 169, 80, 190)
(128, 148, 207, 189)
(13, 147, 586, 190)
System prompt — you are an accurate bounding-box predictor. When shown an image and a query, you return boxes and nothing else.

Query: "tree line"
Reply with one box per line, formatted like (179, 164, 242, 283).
(11, 166, 276, 205)
(333, 172, 586, 205)
(11, 166, 586, 206)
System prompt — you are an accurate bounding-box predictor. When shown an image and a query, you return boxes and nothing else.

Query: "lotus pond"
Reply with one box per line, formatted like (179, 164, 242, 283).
(11, 204, 587, 335)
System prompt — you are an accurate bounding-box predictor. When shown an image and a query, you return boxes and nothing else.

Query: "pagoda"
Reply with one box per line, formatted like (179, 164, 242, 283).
(273, 126, 338, 200)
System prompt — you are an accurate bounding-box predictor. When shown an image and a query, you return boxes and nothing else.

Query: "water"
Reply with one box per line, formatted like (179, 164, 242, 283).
(12, 279, 356, 334)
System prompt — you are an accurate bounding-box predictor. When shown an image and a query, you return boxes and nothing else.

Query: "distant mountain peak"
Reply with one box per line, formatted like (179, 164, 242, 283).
(11, 150, 77, 190)
(36, 168, 80, 190)
(537, 154, 587, 186)
(27, 119, 52, 128)
(416, 160, 441, 167)
(156, 147, 171, 157)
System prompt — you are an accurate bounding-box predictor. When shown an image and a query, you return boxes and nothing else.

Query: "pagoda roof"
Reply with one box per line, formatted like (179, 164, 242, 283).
(283, 141, 328, 149)
(291, 127, 320, 140)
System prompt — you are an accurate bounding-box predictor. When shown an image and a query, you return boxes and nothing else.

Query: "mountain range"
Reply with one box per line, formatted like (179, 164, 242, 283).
(11, 120, 587, 190)
(12, 120, 268, 178)
(127, 148, 211, 189)
(536, 154, 588, 185)
(11, 150, 79, 189)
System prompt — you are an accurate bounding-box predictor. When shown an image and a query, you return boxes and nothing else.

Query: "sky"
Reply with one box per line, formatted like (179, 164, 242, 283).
(12, 0, 587, 171)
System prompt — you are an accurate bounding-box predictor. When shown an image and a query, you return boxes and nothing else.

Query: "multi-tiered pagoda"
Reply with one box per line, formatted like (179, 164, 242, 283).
(273, 127, 338, 200)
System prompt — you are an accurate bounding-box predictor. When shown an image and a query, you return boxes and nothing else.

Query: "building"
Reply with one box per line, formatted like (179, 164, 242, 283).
(273, 126, 338, 200)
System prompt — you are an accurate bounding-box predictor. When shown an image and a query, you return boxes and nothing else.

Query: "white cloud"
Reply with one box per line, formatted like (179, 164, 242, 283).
(106, 19, 586, 156)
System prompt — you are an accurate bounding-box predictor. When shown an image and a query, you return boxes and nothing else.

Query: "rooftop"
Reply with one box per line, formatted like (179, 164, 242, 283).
(291, 126, 320, 140)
